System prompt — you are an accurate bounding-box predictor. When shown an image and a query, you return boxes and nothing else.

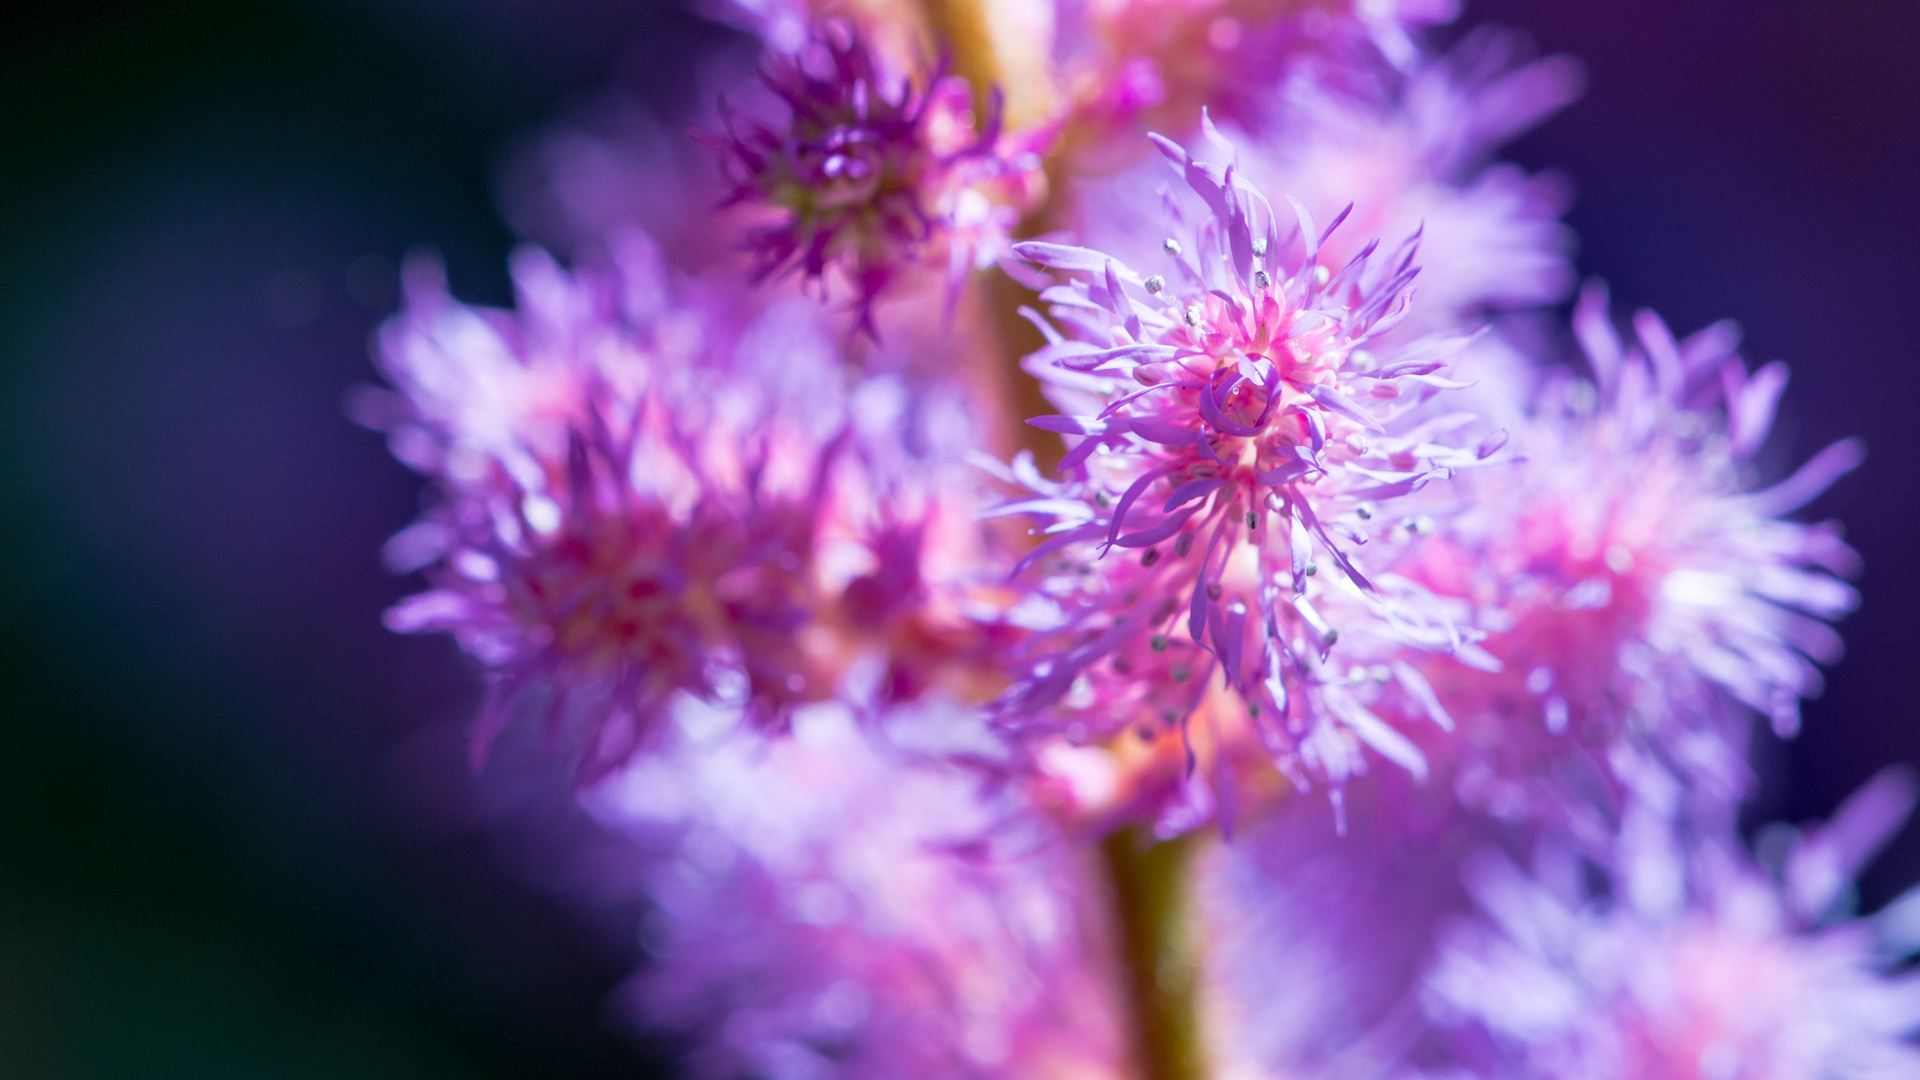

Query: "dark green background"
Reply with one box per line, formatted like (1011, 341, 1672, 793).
(0, 1, 1914, 1076)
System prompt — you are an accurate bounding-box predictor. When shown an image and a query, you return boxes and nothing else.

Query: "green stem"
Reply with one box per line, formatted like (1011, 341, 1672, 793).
(1102, 828, 1208, 1080)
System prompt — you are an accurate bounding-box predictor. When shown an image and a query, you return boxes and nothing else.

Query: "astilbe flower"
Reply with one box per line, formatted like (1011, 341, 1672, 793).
(1396, 284, 1863, 820)
(982, 128, 1512, 834)
(1423, 768, 1920, 1080)
(707, 0, 928, 60)
(364, 233, 1007, 780)
(1240, 26, 1581, 333)
(1194, 772, 1481, 1080)
(589, 699, 1126, 1080)
(1071, 29, 1579, 352)
(1059, 0, 1458, 157)
(709, 22, 1047, 335)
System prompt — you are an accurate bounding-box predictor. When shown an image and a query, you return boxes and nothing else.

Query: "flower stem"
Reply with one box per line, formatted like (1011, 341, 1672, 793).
(1102, 827, 1208, 1080)
(918, 0, 1056, 129)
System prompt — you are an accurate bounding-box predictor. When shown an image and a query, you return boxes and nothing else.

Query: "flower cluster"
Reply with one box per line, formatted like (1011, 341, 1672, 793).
(986, 128, 1509, 832)
(710, 21, 1046, 334)
(1060, 0, 1458, 156)
(1425, 769, 1920, 1079)
(1399, 284, 1862, 822)
(364, 234, 1006, 781)
(361, 4, 1898, 1079)
(1196, 768, 1920, 1080)
(1239, 26, 1584, 331)
(590, 701, 1124, 1080)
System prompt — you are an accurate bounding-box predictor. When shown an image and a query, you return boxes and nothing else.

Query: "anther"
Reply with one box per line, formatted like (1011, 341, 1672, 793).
(1163, 238, 1183, 256)
(1251, 237, 1268, 257)
(1174, 532, 1195, 557)
(1150, 634, 1170, 652)
(1252, 270, 1271, 290)
(1144, 274, 1165, 294)
(1141, 547, 1162, 567)
(1246, 511, 1259, 530)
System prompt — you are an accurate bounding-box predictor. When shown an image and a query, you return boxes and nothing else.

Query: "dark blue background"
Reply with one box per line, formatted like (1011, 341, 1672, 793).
(0, 1, 1912, 1075)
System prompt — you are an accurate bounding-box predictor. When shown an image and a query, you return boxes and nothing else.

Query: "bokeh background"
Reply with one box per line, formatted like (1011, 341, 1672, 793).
(0, 1, 1913, 1076)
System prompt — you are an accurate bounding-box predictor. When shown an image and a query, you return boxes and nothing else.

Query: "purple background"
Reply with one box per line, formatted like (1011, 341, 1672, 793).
(0, 0, 1912, 1075)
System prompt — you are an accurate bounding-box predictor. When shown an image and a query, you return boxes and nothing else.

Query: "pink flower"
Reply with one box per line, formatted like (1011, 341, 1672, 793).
(1425, 769, 1920, 1079)
(1195, 772, 1479, 1078)
(981, 129, 1507, 834)
(1059, 0, 1457, 158)
(588, 701, 1126, 1080)
(1399, 284, 1862, 821)
(708, 22, 1047, 335)
(1238, 27, 1583, 333)
(363, 233, 1010, 780)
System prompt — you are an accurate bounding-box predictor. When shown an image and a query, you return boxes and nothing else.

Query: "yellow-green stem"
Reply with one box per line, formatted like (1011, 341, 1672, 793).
(1102, 828, 1209, 1080)
(918, 0, 998, 109)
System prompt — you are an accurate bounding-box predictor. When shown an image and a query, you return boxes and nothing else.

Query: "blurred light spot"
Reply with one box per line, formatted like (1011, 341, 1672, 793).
(1206, 17, 1242, 50)
(963, 1017, 1010, 1065)
(812, 980, 871, 1030)
(793, 881, 848, 926)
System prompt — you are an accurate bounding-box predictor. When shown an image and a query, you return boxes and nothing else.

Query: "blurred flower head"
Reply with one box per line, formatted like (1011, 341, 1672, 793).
(1402, 285, 1861, 821)
(361, 233, 1009, 781)
(1195, 773, 1478, 1080)
(1240, 26, 1582, 333)
(1425, 768, 1920, 1079)
(1059, 0, 1458, 159)
(590, 700, 1126, 1080)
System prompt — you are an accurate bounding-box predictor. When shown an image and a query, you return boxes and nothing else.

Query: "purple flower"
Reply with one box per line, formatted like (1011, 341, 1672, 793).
(1397, 284, 1862, 821)
(362, 234, 1010, 780)
(708, 22, 1047, 335)
(1195, 773, 1480, 1079)
(587, 700, 1126, 1080)
(1424, 769, 1920, 1079)
(1240, 27, 1582, 332)
(1059, 0, 1460, 155)
(981, 129, 1508, 834)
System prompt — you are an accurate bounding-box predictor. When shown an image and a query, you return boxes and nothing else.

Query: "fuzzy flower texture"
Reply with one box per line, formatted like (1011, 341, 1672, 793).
(365, 4, 1898, 1080)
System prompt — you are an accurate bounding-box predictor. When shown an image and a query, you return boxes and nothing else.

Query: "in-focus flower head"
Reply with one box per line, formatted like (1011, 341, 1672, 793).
(984, 123, 1508, 833)
(592, 700, 1125, 1080)
(1424, 768, 1920, 1079)
(709, 21, 1046, 336)
(1403, 283, 1863, 819)
(363, 234, 1007, 781)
